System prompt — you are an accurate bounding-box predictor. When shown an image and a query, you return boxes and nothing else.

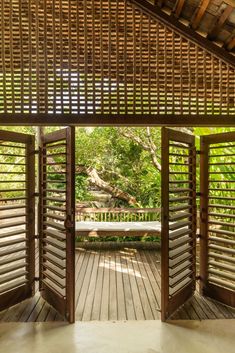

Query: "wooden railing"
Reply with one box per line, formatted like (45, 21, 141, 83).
(76, 207, 161, 222)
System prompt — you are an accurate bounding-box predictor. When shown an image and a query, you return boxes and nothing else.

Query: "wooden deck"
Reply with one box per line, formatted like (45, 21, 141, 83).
(0, 248, 234, 322)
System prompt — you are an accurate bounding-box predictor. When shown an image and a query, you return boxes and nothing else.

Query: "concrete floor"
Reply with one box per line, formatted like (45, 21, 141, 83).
(0, 320, 234, 353)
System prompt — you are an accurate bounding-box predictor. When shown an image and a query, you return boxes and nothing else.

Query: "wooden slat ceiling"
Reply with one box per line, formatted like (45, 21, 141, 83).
(0, 0, 234, 123)
(145, 0, 235, 53)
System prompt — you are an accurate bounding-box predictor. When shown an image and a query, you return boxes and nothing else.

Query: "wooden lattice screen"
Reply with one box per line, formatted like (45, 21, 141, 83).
(0, 0, 234, 118)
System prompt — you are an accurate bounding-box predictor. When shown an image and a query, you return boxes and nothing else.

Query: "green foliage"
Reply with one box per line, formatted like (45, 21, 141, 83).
(0, 127, 35, 199)
(75, 174, 93, 201)
(1, 125, 234, 213)
(75, 235, 161, 243)
(75, 127, 162, 207)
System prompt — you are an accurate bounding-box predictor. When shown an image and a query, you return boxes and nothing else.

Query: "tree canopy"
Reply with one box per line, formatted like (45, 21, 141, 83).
(0, 126, 234, 208)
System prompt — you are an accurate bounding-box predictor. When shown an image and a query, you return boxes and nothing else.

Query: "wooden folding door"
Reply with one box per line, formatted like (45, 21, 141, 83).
(0, 130, 35, 311)
(200, 131, 235, 308)
(39, 127, 76, 323)
(161, 128, 197, 321)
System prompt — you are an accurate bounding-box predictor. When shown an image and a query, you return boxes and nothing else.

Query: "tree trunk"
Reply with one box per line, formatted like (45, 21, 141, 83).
(77, 165, 138, 206)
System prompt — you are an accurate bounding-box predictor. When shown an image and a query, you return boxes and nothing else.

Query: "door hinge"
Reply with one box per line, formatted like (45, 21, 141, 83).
(196, 150, 201, 155)
(34, 277, 40, 281)
(34, 192, 39, 197)
(196, 275, 201, 281)
(34, 234, 40, 239)
(196, 192, 201, 197)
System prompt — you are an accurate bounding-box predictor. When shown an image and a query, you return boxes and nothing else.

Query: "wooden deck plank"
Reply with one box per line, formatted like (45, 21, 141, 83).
(194, 293, 218, 319)
(75, 250, 91, 310)
(2, 302, 26, 322)
(135, 251, 160, 319)
(76, 251, 95, 321)
(91, 252, 105, 320)
(183, 298, 201, 320)
(36, 301, 51, 322)
(54, 311, 65, 321)
(212, 299, 235, 319)
(189, 296, 208, 320)
(100, 252, 110, 320)
(131, 251, 154, 320)
(139, 250, 161, 312)
(202, 296, 233, 319)
(119, 250, 136, 320)
(82, 251, 100, 321)
(74, 250, 86, 295)
(192, 293, 212, 319)
(18, 294, 41, 322)
(124, 249, 145, 320)
(109, 252, 118, 320)
(115, 252, 127, 320)
(44, 305, 58, 321)
(27, 296, 47, 322)
(0, 248, 235, 322)
(0, 307, 9, 320)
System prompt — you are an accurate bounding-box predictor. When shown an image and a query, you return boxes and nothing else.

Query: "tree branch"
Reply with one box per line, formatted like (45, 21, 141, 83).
(120, 127, 161, 171)
(146, 127, 161, 171)
(76, 165, 138, 206)
(120, 128, 150, 151)
(100, 168, 131, 186)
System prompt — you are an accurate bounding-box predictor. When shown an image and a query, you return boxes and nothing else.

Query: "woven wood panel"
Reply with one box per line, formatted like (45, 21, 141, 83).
(0, 0, 234, 117)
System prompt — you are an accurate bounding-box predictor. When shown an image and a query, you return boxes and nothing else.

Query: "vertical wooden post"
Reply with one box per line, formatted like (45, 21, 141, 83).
(37, 127, 45, 291)
(161, 127, 169, 321)
(66, 126, 76, 323)
(189, 144, 197, 289)
(200, 136, 209, 295)
(25, 135, 35, 296)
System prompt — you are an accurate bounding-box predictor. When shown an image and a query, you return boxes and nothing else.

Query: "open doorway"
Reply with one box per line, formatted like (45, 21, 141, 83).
(0, 126, 234, 323)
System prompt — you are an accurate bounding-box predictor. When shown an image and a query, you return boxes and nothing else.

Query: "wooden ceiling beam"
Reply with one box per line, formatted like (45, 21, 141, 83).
(155, 0, 165, 7)
(227, 35, 235, 50)
(223, 0, 235, 6)
(208, 5, 234, 41)
(128, 0, 235, 69)
(173, 0, 186, 19)
(0, 114, 235, 126)
(191, 0, 211, 30)
(225, 28, 235, 50)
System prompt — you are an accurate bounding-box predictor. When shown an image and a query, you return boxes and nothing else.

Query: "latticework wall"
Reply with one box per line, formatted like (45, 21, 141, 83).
(0, 0, 234, 118)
